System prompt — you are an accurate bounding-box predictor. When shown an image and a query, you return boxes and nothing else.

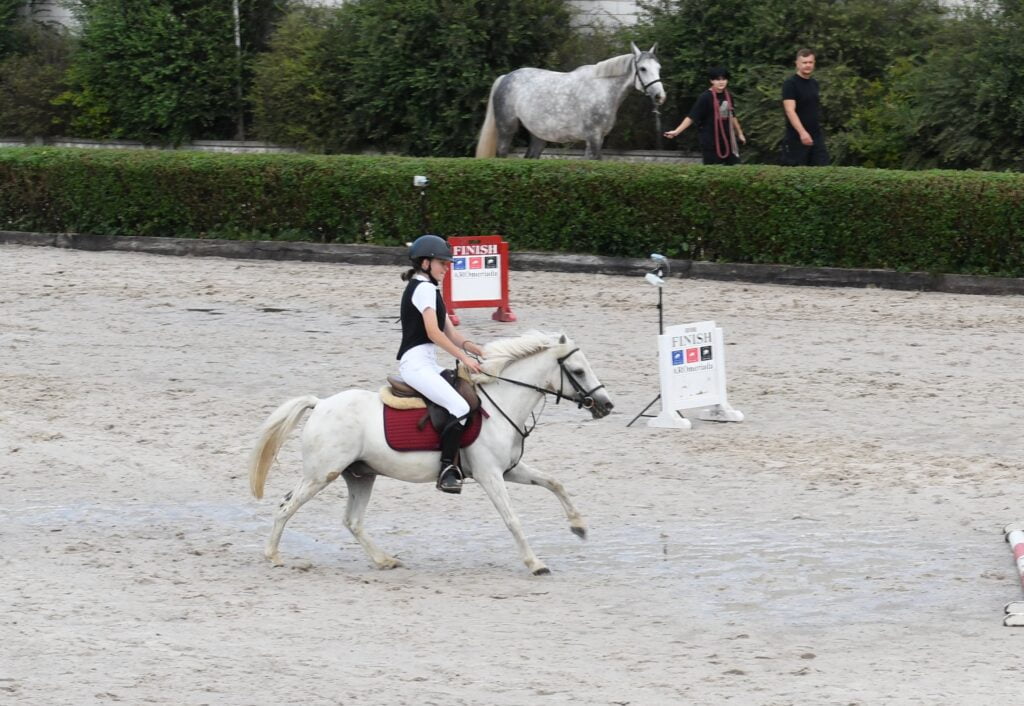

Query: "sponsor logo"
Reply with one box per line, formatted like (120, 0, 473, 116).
(469, 257, 483, 269)
(686, 347, 700, 363)
(700, 345, 713, 361)
(484, 255, 498, 269)
(671, 350, 684, 365)
(453, 258, 467, 270)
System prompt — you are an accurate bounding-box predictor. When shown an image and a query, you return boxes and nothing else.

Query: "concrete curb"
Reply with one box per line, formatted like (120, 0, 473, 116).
(3, 230, 1023, 297)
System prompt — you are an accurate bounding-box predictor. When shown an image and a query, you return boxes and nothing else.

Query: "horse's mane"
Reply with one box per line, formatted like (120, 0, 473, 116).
(591, 53, 634, 78)
(474, 331, 566, 382)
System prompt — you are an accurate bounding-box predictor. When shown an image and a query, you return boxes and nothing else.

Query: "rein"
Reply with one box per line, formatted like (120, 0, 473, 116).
(472, 347, 606, 470)
(478, 348, 605, 413)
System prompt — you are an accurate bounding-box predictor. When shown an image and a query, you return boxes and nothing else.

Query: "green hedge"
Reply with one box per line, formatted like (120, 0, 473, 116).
(2, 147, 1023, 277)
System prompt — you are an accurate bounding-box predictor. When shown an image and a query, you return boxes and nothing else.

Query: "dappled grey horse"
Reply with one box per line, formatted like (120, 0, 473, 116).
(475, 43, 665, 160)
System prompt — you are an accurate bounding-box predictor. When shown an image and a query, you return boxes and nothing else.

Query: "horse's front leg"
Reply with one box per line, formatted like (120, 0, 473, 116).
(472, 466, 550, 575)
(503, 461, 587, 540)
(583, 134, 603, 160)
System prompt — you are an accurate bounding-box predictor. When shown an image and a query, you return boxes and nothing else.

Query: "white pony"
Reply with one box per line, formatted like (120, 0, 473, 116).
(475, 42, 665, 160)
(248, 332, 614, 575)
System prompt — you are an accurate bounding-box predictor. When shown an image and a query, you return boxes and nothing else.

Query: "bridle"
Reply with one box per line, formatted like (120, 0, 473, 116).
(633, 55, 665, 138)
(473, 347, 606, 435)
(471, 347, 606, 472)
(633, 55, 664, 96)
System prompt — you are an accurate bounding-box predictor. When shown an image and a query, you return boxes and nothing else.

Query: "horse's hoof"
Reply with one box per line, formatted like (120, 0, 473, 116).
(267, 552, 284, 567)
(532, 566, 551, 576)
(571, 526, 587, 540)
(376, 557, 403, 570)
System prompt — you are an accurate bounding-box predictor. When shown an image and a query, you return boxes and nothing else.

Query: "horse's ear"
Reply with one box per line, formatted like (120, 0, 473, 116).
(559, 333, 567, 344)
(630, 41, 640, 57)
(649, 43, 658, 55)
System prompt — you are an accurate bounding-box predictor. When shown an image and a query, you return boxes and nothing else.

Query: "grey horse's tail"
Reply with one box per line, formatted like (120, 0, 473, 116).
(475, 75, 504, 158)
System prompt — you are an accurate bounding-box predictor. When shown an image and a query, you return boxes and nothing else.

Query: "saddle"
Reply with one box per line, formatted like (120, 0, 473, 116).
(382, 368, 480, 431)
(380, 369, 486, 452)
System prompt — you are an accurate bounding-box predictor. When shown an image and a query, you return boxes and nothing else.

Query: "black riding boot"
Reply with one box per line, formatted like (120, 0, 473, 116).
(437, 415, 466, 494)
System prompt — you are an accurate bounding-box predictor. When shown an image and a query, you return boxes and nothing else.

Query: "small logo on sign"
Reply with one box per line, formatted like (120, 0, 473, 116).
(671, 350, 684, 365)
(469, 257, 483, 269)
(485, 256, 497, 269)
(686, 348, 699, 363)
(700, 346, 713, 361)
(453, 258, 467, 270)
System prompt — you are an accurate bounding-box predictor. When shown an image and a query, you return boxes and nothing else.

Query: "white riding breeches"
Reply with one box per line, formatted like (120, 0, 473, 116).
(397, 345, 470, 423)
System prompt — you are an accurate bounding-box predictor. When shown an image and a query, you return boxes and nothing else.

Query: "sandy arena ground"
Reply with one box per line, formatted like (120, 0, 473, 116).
(2, 244, 1022, 705)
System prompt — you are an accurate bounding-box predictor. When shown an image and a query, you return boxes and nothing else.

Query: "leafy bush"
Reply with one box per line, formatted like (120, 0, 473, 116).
(3, 147, 1023, 277)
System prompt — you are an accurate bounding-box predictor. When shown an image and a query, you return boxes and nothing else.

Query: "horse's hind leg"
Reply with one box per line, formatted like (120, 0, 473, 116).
(342, 465, 402, 570)
(495, 124, 517, 158)
(503, 461, 587, 540)
(265, 473, 337, 566)
(473, 467, 549, 575)
(524, 132, 546, 159)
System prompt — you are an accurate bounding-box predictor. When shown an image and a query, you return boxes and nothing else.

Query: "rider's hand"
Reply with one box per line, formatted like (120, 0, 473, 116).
(460, 353, 482, 374)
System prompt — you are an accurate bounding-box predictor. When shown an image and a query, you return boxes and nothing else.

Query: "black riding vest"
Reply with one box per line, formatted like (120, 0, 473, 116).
(397, 278, 446, 360)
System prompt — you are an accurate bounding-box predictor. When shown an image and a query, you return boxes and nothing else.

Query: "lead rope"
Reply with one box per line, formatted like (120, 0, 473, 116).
(711, 88, 734, 160)
(651, 94, 663, 150)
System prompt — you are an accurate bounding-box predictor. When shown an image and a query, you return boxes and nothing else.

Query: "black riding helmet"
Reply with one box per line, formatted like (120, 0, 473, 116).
(408, 234, 453, 262)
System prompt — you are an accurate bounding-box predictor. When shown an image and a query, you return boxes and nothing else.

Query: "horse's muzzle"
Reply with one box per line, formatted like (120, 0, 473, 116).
(588, 398, 614, 419)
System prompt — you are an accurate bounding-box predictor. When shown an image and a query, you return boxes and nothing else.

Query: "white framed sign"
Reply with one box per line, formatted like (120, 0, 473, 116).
(649, 320, 743, 429)
(450, 246, 502, 302)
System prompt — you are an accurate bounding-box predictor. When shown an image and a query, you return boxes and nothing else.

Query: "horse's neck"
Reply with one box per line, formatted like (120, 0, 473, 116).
(591, 65, 635, 108)
(585, 55, 635, 101)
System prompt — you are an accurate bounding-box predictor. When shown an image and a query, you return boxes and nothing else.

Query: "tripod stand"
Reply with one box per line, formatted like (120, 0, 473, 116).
(627, 255, 670, 427)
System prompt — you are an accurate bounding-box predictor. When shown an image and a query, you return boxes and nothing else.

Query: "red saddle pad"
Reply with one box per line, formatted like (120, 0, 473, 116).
(383, 407, 485, 452)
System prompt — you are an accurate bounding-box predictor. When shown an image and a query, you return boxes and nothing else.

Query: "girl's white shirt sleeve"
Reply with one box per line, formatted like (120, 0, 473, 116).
(410, 277, 439, 314)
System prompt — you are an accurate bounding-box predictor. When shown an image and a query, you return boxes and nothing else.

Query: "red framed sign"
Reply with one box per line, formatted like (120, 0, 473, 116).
(442, 235, 516, 325)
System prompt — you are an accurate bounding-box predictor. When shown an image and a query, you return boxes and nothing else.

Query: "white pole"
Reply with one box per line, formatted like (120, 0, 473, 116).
(1003, 523, 1024, 626)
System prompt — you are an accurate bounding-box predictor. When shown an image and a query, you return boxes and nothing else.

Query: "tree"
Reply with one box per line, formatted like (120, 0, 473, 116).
(251, 0, 573, 156)
(0, 22, 74, 138)
(63, 0, 287, 144)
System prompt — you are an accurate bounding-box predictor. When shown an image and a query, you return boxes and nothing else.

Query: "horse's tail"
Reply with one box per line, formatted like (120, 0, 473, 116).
(475, 75, 503, 158)
(248, 395, 320, 499)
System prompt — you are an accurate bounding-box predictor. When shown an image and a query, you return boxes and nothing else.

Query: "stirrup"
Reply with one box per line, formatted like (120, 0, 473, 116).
(437, 463, 463, 494)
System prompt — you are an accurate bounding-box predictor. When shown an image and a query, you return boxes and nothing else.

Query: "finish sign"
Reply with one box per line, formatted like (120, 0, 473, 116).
(649, 320, 743, 429)
(442, 235, 516, 324)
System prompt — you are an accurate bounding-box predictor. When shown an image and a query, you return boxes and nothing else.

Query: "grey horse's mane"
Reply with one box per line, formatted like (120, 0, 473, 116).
(591, 53, 635, 78)
(474, 331, 566, 382)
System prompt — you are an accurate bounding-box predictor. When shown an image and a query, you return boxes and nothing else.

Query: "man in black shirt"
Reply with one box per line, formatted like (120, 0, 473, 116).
(781, 49, 828, 166)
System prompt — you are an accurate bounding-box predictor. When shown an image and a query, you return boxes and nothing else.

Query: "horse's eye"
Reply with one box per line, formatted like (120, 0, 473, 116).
(640, 67, 647, 72)
(572, 369, 585, 376)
